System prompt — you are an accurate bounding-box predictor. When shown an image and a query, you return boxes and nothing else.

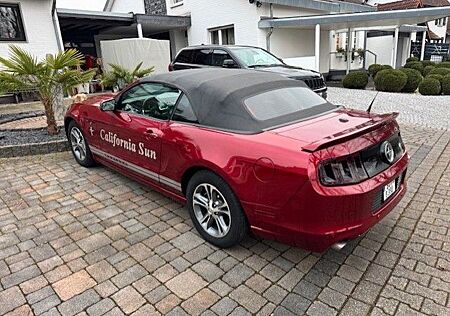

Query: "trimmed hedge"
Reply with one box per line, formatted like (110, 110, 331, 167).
(404, 61, 424, 74)
(419, 77, 441, 95)
(426, 74, 444, 83)
(368, 64, 392, 78)
(421, 60, 436, 67)
(429, 68, 450, 77)
(423, 65, 435, 77)
(406, 57, 419, 63)
(436, 61, 450, 69)
(399, 68, 422, 93)
(374, 69, 407, 92)
(442, 75, 450, 95)
(342, 71, 369, 89)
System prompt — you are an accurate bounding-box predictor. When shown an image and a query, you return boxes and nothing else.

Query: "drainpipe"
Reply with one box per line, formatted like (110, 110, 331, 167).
(51, 0, 64, 52)
(266, 3, 273, 51)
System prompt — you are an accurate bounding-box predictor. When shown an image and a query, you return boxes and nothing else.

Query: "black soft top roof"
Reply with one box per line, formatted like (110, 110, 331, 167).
(141, 69, 331, 133)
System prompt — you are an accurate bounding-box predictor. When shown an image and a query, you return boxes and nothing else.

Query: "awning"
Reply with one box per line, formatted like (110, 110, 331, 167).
(259, 6, 450, 30)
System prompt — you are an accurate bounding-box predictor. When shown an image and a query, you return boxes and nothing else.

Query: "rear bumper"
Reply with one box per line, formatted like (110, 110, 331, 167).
(250, 153, 408, 252)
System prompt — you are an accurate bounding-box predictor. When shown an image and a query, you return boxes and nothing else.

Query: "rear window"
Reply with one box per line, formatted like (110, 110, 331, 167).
(192, 49, 212, 65)
(244, 87, 327, 121)
(175, 50, 193, 63)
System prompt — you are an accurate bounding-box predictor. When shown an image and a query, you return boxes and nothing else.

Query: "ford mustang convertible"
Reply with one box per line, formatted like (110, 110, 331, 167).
(65, 69, 408, 252)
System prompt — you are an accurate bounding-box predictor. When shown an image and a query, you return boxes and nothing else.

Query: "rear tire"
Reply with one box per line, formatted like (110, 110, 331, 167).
(186, 170, 248, 248)
(67, 121, 96, 168)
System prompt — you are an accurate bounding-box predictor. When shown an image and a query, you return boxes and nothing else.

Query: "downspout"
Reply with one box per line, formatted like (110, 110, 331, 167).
(266, 3, 273, 51)
(51, 0, 64, 52)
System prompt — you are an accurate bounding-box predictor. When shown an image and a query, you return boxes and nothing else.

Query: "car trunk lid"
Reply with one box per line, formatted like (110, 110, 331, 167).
(269, 108, 399, 152)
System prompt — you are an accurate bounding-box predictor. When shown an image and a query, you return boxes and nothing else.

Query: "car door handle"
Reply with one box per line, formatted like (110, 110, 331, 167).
(144, 129, 160, 139)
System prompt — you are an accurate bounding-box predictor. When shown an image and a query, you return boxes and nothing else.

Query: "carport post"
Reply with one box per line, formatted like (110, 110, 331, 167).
(137, 23, 144, 38)
(346, 28, 352, 75)
(315, 24, 320, 72)
(420, 31, 426, 61)
(392, 26, 399, 68)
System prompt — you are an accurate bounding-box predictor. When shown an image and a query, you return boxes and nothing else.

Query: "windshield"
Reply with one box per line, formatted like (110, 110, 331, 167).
(229, 47, 284, 68)
(244, 87, 330, 122)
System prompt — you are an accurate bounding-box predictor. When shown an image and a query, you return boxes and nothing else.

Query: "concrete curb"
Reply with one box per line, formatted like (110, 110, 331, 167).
(0, 140, 69, 158)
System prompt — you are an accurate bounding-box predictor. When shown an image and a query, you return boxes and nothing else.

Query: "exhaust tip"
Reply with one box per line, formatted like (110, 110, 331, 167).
(331, 241, 347, 251)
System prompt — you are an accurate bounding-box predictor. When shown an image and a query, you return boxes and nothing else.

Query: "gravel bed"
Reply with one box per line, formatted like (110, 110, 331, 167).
(0, 110, 45, 125)
(327, 87, 450, 130)
(0, 127, 66, 146)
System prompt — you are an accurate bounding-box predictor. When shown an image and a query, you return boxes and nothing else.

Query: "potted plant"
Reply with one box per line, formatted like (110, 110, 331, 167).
(354, 48, 365, 61)
(336, 47, 346, 58)
(101, 62, 154, 92)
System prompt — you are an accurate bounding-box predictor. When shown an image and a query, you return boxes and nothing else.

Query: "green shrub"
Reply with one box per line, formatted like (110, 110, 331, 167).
(399, 68, 422, 93)
(368, 64, 393, 78)
(404, 61, 424, 74)
(423, 65, 435, 76)
(374, 69, 407, 92)
(426, 74, 444, 83)
(429, 67, 450, 77)
(342, 71, 369, 89)
(406, 57, 419, 63)
(419, 77, 441, 95)
(442, 75, 450, 95)
(436, 61, 450, 69)
(421, 60, 435, 67)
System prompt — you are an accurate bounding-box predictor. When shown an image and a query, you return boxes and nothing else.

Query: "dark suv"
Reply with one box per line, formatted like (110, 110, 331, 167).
(169, 45, 327, 98)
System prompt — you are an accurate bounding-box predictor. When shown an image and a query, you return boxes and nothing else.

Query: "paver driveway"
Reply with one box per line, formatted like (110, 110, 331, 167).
(0, 124, 449, 316)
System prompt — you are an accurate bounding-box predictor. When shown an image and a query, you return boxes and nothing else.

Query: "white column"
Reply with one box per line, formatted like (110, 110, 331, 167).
(218, 29, 223, 45)
(315, 24, 321, 72)
(137, 23, 144, 38)
(346, 28, 352, 74)
(392, 26, 399, 68)
(420, 31, 426, 61)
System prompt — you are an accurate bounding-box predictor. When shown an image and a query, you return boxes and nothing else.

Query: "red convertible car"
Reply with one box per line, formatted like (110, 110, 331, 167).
(65, 69, 408, 252)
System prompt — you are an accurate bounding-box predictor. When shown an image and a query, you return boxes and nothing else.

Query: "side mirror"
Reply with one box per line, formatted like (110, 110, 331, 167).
(222, 59, 238, 68)
(100, 99, 116, 111)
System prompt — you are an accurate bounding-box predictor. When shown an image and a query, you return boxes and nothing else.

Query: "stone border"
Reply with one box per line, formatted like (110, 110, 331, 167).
(0, 139, 69, 158)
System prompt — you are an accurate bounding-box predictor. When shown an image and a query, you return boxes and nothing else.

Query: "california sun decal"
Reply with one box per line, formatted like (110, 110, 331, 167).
(99, 129, 157, 160)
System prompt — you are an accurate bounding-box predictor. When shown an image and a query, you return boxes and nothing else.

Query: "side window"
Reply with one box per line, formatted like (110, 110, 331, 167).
(172, 94, 198, 124)
(211, 50, 234, 67)
(175, 50, 193, 63)
(118, 83, 181, 120)
(191, 49, 212, 65)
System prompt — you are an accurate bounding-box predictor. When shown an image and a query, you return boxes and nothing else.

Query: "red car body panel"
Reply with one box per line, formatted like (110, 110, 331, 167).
(66, 92, 408, 252)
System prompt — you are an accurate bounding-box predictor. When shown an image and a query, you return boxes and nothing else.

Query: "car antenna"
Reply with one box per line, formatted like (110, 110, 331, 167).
(367, 91, 379, 113)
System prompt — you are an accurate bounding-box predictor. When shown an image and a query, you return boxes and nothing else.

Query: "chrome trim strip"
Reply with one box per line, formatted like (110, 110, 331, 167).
(90, 146, 182, 191)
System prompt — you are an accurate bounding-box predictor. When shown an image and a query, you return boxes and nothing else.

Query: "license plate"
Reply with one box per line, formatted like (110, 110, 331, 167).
(383, 180, 396, 201)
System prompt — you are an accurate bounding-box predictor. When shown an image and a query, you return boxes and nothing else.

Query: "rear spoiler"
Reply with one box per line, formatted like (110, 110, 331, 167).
(301, 112, 399, 153)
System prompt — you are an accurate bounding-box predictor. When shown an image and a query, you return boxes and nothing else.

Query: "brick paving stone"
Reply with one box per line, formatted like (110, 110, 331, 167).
(165, 270, 207, 299)
(57, 289, 100, 316)
(1, 124, 450, 315)
(112, 286, 145, 314)
(53, 270, 96, 301)
(0, 286, 26, 315)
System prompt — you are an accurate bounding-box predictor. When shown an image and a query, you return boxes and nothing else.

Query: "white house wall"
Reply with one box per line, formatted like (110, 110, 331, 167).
(0, 0, 59, 60)
(366, 35, 394, 66)
(427, 18, 448, 41)
(107, 0, 145, 13)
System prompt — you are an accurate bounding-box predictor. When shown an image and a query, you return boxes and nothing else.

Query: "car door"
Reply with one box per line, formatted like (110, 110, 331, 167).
(94, 82, 182, 184)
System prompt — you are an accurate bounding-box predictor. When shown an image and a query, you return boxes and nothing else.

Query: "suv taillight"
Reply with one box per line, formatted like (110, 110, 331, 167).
(319, 153, 368, 186)
(168, 63, 174, 72)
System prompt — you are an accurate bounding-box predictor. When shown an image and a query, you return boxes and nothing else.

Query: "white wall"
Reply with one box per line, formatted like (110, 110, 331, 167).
(0, 0, 59, 60)
(366, 35, 394, 66)
(427, 18, 448, 42)
(107, 0, 145, 13)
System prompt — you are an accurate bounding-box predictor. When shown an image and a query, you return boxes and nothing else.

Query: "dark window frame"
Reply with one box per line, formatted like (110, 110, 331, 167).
(0, 2, 26, 42)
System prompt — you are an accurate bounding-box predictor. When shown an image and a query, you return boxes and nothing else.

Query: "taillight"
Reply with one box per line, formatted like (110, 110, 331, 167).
(319, 153, 368, 186)
(168, 63, 174, 72)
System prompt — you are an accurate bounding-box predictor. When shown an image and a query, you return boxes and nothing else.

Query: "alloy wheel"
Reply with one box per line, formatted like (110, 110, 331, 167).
(192, 183, 232, 238)
(70, 127, 87, 162)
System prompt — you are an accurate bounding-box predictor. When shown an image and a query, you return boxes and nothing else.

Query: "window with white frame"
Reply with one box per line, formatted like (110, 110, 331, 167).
(209, 26, 235, 45)
(435, 18, 446, 27)
(0, 3, 26, 42)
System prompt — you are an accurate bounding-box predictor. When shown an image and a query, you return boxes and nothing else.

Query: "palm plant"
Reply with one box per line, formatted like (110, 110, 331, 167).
(0, 46, 95, 135)
(101, 62, 154, 91)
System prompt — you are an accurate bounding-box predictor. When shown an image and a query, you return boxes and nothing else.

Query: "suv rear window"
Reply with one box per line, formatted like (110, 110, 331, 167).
(175, 50, 194, 63)
(192, 49, 212, 65)
(244, 87, 327, 121)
